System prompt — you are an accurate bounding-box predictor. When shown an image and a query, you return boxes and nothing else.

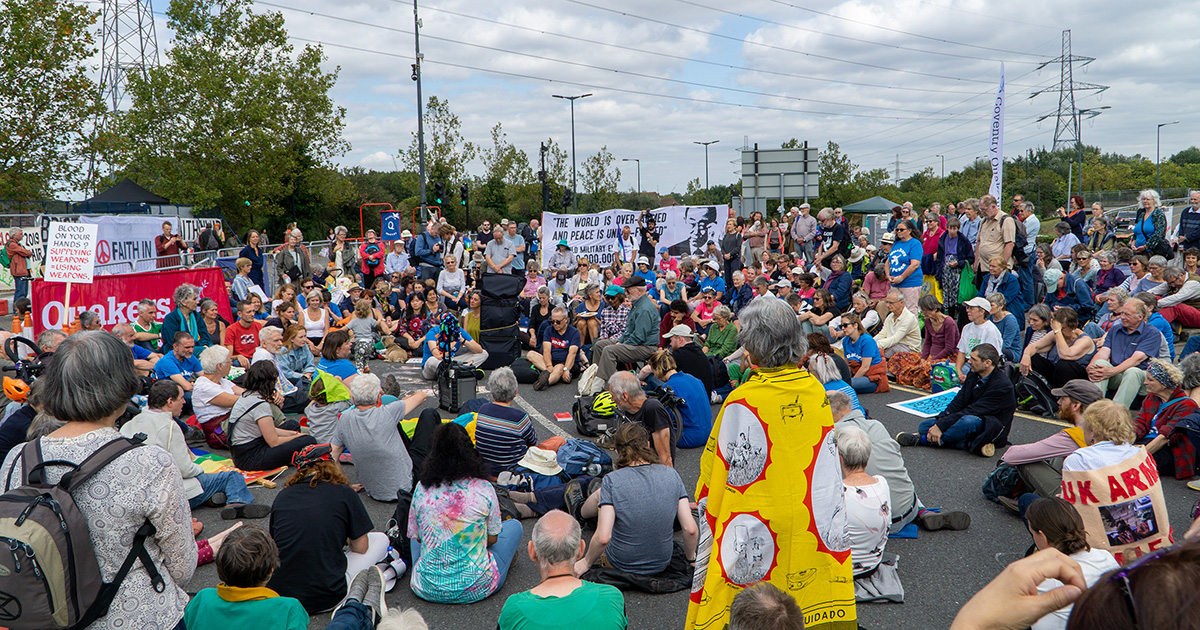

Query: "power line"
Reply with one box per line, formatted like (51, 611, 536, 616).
(666, 0, 1044, 64)
(288, 35, 962, 120)
(406, 1, 993, 95)
(761, 0, 1056, 57)
(254, 0, 968, 116)
(557, 0, 1043, 86)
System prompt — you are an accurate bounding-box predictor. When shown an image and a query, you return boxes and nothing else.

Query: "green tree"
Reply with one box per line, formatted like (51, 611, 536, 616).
(113, 0, 348, 227)
(0, 0, 104, 201)
(400, 96, 477, 209)
(580, 146, 620, 211)
(1171, 146, 1200, 166)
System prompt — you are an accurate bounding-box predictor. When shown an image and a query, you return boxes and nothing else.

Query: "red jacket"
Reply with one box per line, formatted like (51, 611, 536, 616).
(6, 238, 32, 277)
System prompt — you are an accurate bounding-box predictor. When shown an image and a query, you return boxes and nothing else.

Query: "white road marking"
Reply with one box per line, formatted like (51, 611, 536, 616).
(514, 394, 572, 439)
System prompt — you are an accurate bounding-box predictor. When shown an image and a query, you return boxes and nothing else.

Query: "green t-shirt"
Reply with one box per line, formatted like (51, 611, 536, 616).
(132, 320, 163, 352)
(184, 587, 308, 630)
(498, 581, 627, 630)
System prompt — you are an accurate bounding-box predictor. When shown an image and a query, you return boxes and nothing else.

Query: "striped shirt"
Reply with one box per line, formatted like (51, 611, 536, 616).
(474, 402, 537, 475)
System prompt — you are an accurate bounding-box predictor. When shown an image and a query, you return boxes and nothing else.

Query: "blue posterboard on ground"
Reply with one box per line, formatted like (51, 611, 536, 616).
(886, 388, 961, 418)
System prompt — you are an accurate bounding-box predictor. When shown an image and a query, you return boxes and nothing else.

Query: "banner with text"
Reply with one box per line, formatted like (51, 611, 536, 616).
(540, 205, 727, 268)
(988, 62, 1005, 200)
(79, 215, 177, 273)
(31, 267, 233, 336)
(44, 222, 98, 284)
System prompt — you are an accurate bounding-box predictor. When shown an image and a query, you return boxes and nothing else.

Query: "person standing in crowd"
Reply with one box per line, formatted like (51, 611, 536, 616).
(413, 220, 446, 282)
(814, 208, 847, 270)
(792, 203, 817, 262)
(974, 195, 1015, 285)
(743, 211, 766, 264)
(238, 229, 266, 288)
(1057, 195, 1089, 243)
(275, 229, 311, 286)
(498, 511, 627, 630)
(505, 220, 527, 276)
(485, 225, 516, 274)
(357, 229, 386, 288)
(887, 219, 923, 314)
(329, 226, 360, 282)
(721, 218, 743, 282)
(897, 343, 1014, 457)
(687, 297, 855, 630)
(156, 219, 183, 268)
(1173, 190, 1200, 253)
(637, 212, 660, 262)
(1019, 202, 1041, 259)
(1132, 189, 1168, 257)
(934, 216, 973, 321)
(5, 227, 32, 302)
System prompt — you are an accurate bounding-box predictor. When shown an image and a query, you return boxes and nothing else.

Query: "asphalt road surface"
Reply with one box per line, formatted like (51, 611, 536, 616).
(185, 360, 1200, 630)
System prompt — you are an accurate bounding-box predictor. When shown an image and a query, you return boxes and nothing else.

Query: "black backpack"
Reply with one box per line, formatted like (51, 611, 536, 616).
(1015, 371, 1058, 419)
(0, 435, 164, 630)
(572, 393, 618, 438)
(1006, 214, 1029, 263)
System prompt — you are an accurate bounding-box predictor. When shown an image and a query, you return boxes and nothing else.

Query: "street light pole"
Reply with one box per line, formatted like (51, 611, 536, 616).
(553, 93, 592, 212)
(694, 140, 719, 205)
(1158, 121, 1180, 194)
(622, 158, 640, 192)
(1075, 106, 1111, 198)
(935, 154, 944, 179)
(412, 0, 428, 221)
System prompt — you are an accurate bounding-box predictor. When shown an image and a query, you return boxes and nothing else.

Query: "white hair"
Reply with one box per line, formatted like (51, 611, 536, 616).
(836, 425, 872, 471)
(198, 345, 231, 374)
(1140, 189, 1161, 206)
(349, 373, 382, 406)
(377, 609, 429, 630)
(826, 390, 853, 415)
(259, 325, 282, 344)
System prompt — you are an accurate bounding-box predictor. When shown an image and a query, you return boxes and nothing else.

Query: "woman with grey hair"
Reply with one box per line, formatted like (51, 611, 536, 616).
(275, 228, 312, 285)
(1093, 249, 1125, 296)
(161, 282, 212, 350)
(838, 424, 890, 577)
(330, 225, 360, 281)
(330, 373, 432, 501)
(1051, 221, 1080, 263)
(474, 367, 537, 475)
(193, 345, 244, 432)
(1133, 189, 1168, 258)
(0, 332, 198, 629)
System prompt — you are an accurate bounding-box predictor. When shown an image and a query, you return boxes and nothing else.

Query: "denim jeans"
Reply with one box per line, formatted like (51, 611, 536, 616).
(13, 276, 27, 302)
(918, 414, 984, 451)
(851, 376, 878, 394)
(189, 470, 256, 509)
(325, 601, 373, 630)
(1183, 335, 1200, 362)
(409, 519, 523, 596)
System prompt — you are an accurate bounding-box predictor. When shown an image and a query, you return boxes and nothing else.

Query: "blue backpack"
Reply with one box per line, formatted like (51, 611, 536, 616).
(556, 439, 613, 478)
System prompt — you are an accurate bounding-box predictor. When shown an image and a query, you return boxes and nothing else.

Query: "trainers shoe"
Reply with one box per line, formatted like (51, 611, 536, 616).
(204, 492, 227, 508)
(340, 565, 373, 610)
(563, 479, 586, 522)
(185, 426, 207, 447)
(894, 432, 921, 447)
(339, 452, 355, 465)
(980, 443, 996, 457)
(919, 510, 971, 531)
(220, 504, 271, 520)
(534, 370, 551, 391)
(362, 565, 387, 622)
(996, 496, 1020, 514)
(710, 390, 722, 404)
(586, 476, 602, 498)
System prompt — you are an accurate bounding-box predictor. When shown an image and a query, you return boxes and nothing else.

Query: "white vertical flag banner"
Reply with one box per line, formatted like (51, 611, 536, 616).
(988, 63, 1005, 200)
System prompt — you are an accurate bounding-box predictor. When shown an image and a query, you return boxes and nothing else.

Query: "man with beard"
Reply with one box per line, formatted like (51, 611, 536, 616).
(995, 379, 1102, 504)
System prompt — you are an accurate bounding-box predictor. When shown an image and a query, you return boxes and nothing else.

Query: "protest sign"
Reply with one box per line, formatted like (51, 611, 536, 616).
(540, 205, 727, 268)
(44, 222, 98, 284)
(1061, 447, 1172, 563)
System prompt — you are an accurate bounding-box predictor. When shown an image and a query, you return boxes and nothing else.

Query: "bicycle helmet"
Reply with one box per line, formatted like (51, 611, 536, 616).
(591, 391, 616, 416)
(3, 377, 29, 403)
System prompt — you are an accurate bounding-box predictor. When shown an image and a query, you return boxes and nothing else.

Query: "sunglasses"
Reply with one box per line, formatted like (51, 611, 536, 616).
(1108, 542, 1182, 628)
(551, 318, 567, 325)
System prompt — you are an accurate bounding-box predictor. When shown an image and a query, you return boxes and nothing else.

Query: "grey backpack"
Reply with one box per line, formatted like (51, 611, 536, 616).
(0, 435, 163, 629)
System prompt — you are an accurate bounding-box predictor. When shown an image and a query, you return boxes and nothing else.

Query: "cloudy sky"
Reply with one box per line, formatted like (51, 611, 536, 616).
(141, 0, 1198, 195)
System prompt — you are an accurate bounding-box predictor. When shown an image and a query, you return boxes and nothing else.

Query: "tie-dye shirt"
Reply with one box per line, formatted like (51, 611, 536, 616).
(408, 477, 503, 603)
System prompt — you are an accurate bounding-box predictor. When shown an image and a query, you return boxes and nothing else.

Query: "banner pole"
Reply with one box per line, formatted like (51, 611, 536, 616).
(63, 282, 72, 331)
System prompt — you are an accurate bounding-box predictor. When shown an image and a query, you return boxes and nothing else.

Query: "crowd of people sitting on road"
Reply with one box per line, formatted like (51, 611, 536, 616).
(6, 189, 1200, 630)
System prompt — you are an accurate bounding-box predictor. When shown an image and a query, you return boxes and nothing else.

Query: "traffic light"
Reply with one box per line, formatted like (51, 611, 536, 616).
(460, 184, 468, 206)
(562, 189, 573, 209)
(434, 181, 445, 205)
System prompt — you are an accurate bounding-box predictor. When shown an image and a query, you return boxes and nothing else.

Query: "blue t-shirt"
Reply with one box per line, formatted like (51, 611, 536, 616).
(421, 328, 475, 368)
(506, 234, 526, 270)
(699, 276, 725, 295)
(824, 381, 864, 414)
(888, 238, 923, 288)
(154, 352, 202, 381)
(843, 334, 882, 366)
(545, 324, 582, 364)
(317, 358, 358, 380)
(131, 345, 152, 361)
(668, 372, 712, 449)
(1135, 214, 1154, 247)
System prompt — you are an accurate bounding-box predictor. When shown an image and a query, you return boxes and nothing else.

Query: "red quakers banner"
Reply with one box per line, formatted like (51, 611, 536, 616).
(31, 268, 233, 336)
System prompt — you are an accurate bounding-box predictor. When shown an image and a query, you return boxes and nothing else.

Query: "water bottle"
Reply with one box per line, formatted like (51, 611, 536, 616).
(585, 462, 602, 477)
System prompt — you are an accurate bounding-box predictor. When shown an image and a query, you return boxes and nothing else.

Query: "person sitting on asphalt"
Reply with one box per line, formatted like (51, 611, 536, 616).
(592, 275, 659, 391)
(123, 379, 268, 518)
(156, 331, 203, 409)
(497, 510, 627, 630)
(111, 322, 160, 376)
(658, 299, 696, 348)
(809, 353, 864, 415)
(421, 313, 488, 381)
(409, 423, 524, 604)
(639, 349, 711, 449)
(998, 379, 1103, 504)
(269, 444, 399, 613)
(474, 367, 538, 476)
(330, 373, 432, 502)
(1019, 308, 1096, 389)
(597, 285, 629, 343)
(1023, 497, 1118, 630)
(919, 295, 959, 362)
(828, 391, 969, 533)
(252, 325, 311, 414)
(1134, 358, 1199, 480)
(662, 323, 715, 398)
(838, 425, 890, 577)
(227, 361, 316, 472)
(897, 343, 1015, 457)
(956, 296, 1004, 381)
(1042, 268, 1096, 323)
(224, 299, 264, 368)
(529, 307, 581, 391)
(838, 312, 890, 394)
(277, 324, 316, 386)
(1134, 291, 1176, 362)
(1085, 296, 1162, 408)
(566, 422, 697, 581)
(795, 288, 839, 339)
(192, 345, 244, 432)
(988, 292, 1023, 363)
(875, 289, 921, 358)
(607, 371, 676, 467)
